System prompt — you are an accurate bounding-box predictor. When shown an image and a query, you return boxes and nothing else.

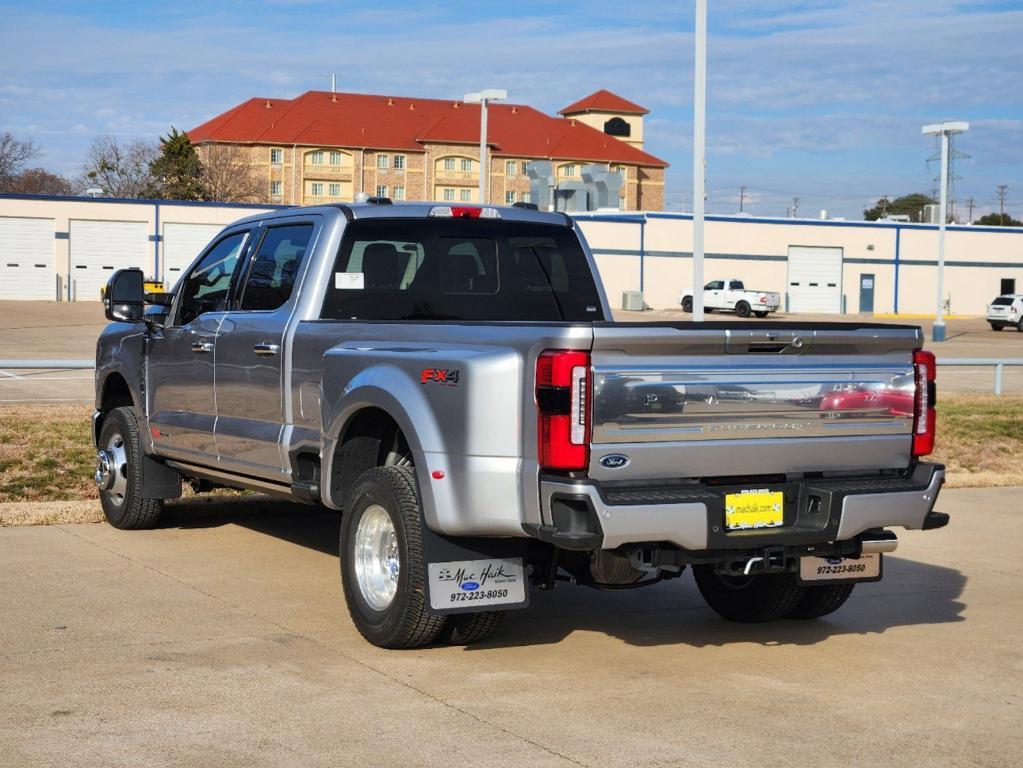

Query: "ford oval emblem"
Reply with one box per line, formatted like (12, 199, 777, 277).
(825, 557, 843, 565)
(461, 581, 480, 591)
(599, 454, 630, 469)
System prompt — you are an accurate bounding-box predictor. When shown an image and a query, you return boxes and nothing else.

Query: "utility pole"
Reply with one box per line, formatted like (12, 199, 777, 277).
(738, 186, 746, 212)
(463, 89, 507, 204)
(691, 0, 707, 321)
(880, 195, 889, 218)
(791, 197, 800, 218)
(966, 196, 975, 223)
(997, 185, 1008, 220)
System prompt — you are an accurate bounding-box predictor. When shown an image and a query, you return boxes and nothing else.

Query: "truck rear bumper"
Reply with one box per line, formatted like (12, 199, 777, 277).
(536, 462, 945, 551)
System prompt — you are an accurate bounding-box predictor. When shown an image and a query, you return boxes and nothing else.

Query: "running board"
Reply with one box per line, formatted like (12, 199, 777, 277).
(164, 460, 310, 503)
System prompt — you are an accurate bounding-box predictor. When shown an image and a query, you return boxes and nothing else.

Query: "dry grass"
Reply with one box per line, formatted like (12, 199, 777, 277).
(0, 397, 1020, 524)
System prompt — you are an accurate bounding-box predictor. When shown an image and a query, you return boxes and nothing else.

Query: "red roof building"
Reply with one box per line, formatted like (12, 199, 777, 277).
(188, 89, 666, 210)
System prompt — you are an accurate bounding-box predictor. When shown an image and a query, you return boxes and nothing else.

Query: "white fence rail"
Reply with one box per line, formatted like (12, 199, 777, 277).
(935, 358, 1023, 396)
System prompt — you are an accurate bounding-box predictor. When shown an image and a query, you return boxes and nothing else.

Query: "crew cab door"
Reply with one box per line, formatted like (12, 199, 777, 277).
(147, 228, 252, 462)
(213, 219, 316, 478)
(703, 280, 725, 308)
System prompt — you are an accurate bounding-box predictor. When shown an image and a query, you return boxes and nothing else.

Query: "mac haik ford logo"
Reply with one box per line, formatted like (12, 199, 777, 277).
(599, 454, 630, 469)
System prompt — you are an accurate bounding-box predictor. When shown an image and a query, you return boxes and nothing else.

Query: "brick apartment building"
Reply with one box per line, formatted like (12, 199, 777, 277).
(187, 89, 667, 210)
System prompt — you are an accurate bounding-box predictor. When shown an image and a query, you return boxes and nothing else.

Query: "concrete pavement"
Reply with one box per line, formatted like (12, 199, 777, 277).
(1, 487, 1020, 767)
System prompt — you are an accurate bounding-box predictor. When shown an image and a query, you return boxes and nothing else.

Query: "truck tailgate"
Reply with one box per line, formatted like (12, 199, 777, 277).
(589, 322, 922, 481)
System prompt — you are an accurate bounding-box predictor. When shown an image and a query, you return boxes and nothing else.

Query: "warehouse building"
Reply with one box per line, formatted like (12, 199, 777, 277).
(0, 194, 1021, 315)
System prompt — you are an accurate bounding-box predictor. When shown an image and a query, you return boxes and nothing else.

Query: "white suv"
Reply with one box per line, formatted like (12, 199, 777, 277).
(986, 294, 1023, 331)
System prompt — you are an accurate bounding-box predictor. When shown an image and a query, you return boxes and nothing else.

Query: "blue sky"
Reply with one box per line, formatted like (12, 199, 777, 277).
(1, 0, 1021, 218)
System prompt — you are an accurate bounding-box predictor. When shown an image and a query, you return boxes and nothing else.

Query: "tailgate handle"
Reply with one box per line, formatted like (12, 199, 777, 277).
(727, 333, 808, 354)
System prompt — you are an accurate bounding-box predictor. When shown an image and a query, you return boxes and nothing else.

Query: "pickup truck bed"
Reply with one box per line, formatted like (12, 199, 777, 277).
(93, 202, 946, 648)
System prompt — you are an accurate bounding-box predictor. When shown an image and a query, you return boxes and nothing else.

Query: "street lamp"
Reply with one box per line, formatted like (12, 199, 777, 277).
(463, 89, 507, 204)
(921, 120, 969, 342)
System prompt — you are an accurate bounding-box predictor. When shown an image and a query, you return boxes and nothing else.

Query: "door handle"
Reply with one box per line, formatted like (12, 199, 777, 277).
(253, 343, 280, 356)
(191, 341, 214, 354)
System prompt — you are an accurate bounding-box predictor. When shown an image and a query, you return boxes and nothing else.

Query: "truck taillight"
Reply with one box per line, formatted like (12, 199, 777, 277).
(536, 349, 590, 471)
(912, 349, 936, 457)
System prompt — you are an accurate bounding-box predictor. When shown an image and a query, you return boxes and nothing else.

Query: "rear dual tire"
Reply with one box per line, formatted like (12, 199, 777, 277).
(339, 465, 504, 649)
(693, 565, 855, 622)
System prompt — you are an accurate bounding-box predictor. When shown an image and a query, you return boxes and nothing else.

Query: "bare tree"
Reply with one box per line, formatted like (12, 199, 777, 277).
(196, 142, 262, 203)
(4, 168, 73, 196)
(80, 135, 158, 198)
(0, 132, 40, 187)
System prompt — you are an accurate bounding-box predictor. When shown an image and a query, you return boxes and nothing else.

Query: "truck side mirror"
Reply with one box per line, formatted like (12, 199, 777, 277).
(104, 268, 145, 323)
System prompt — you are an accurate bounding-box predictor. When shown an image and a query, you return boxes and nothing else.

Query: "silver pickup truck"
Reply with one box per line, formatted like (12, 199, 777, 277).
(95, 201, 947, 649)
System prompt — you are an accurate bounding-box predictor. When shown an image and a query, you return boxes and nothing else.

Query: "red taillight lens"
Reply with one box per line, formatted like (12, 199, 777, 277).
(912, 349, 936, 457)
(536, 349, 590, 471)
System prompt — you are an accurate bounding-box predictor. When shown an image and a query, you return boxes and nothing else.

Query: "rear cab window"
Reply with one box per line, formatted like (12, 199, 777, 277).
(320, 218, 604, 322)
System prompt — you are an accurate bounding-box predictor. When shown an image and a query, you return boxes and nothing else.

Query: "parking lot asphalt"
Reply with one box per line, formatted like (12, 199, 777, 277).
(1, 300, 1021, 403)
(2, 486, 1020, 767)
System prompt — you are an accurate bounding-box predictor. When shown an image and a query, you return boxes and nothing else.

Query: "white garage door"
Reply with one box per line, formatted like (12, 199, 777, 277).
(162, 223, 224, 288)
(70, 220, 151, 300)
(787, 246, 843, 313)
(0, 217, 55, 299)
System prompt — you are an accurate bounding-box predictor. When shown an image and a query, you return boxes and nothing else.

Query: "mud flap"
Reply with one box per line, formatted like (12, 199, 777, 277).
(420, 521, 531, 615)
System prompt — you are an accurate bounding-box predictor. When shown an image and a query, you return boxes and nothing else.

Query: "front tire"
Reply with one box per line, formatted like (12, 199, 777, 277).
(788, 583, 856, 620)
(96, 406, 163, 530)
(681, 295, 693, 313)
(735, 301, 752, 318)
(693, 565, 805, 622)
(340, 466, 446, 649)
(1017, 320, 1023, 333)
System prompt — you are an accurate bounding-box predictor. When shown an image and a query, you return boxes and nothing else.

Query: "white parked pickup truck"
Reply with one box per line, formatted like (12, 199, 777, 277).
(680, 279, 781, 318)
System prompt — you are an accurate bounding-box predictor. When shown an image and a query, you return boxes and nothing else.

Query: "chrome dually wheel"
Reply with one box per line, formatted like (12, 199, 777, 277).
(95, 432, 129, 506)
(353, 503, 400, 611)
(96, 406, 163, 529)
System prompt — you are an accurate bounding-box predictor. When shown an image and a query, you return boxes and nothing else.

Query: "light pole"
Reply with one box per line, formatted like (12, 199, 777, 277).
(921, 121, 969, 342)
(691, 0, 707, 321)
(463, 89, 507, 204)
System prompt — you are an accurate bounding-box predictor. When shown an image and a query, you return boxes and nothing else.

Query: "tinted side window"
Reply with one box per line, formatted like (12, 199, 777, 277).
(729, 280, 744, 289)
(176, 232, 247, 325)
(705, 281, 724, 290)
(321, 219, 603, 322)
(239, 224, 314, 311)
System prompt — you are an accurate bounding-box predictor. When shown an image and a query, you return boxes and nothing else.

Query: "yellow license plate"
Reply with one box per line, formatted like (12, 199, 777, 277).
(724, 489, 785, 530)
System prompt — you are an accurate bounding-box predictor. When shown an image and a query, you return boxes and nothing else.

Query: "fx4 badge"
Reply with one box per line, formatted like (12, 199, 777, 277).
(599, 454, 630, 469)
(421, 368, 461, 386)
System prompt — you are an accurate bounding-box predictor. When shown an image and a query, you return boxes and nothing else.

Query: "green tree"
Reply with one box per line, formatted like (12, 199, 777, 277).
(975, 212, 1022, 227)
(864, 193, 935, 222)
(149, 128, 203, 200)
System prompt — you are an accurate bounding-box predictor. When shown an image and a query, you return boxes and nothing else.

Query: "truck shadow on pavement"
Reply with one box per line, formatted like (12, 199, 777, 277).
(160, 497, 967, 649)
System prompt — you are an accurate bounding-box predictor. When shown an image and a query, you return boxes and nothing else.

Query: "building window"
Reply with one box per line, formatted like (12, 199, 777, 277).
(603, 116, 631, 137)
(444, 157, 456, 171)
(522, 162, 529, 175)
(561, 164, 577, 177)
(329, 151, 343, 166)
(613, 165, 627, 177)
(270, 148, 283, 164)
(328, 183, 341, 196)
(460, 158, 473, 173)
(393, 155, 406, 170)
(377, 155, 389, 169)
(505, 160, 517, 176)
(521, 191, 531, 204)
(443, 188, 455, 201)
(311, 182, 323, 196)
(270, 180, 282, 195)
(459, 188, 472, 202)
(505, 191, 516, 204)
(309, 151, 324, 165)
(392, 185, 406, 200)
(376, 185, 388, 198)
